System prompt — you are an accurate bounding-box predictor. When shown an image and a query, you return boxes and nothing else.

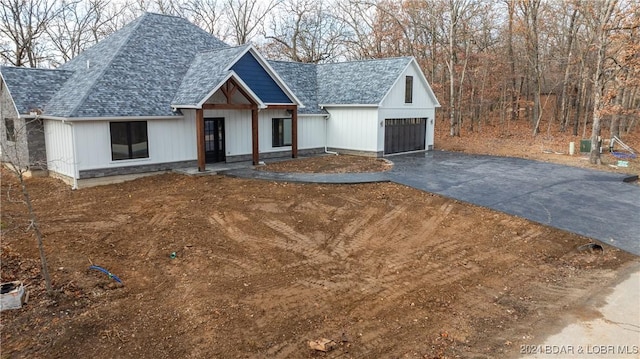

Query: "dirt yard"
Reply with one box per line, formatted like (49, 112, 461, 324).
(1, 157, 637, 358)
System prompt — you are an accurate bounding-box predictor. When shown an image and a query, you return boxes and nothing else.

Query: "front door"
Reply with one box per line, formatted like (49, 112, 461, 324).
(204, 118, 225, 163)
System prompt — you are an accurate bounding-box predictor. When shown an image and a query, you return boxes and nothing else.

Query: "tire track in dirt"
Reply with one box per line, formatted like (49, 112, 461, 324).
(337, 201, 493, 355)
(147, 212, 174, 226)
(206, 211, 271, 275)
(241, 219, 344, 318)
(329, 206, 379, 260)
(252, 201, 459, 357)
(262, 219, 335, 264)
(335, 204, 409, 263)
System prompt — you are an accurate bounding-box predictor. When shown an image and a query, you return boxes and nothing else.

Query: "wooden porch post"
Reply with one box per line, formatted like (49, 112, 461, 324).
(252, 106, 259, 165)
(291, 106, 298, 158)
(196, 109, 205, 171)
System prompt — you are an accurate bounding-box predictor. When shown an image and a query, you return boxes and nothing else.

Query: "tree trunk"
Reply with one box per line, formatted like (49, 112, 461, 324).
(559, 8, 579, 132)
(18, 172, 53, 295)
(572, 64, 586, 136)
(506, 0, 518, 123)
(589, 0, 618, 165)
(610, 86, 624, 139)
(448, 7, 457, 137)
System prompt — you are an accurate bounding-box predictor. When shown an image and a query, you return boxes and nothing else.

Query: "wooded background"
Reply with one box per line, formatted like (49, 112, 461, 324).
(1, 0, 638, 163)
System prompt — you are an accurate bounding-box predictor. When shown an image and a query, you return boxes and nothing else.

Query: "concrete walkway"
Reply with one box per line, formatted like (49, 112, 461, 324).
(224, 151, 640, 256)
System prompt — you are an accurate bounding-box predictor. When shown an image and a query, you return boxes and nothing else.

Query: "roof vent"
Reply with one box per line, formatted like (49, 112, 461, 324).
(86, 60, 90, 69)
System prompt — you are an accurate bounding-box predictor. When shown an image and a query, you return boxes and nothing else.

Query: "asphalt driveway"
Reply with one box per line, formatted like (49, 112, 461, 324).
(225, 151, 640, 255)
(388, 151, 640, 256)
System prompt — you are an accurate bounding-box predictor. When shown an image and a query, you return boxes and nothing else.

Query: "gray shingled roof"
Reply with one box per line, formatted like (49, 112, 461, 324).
(2, 13, 417, 119)
(46, 13, 228, 117)
(0, 66, 73, 114)
(268, 60, 325, 115)
(317, 57, 412, 105)
(172, 45, 249, 107)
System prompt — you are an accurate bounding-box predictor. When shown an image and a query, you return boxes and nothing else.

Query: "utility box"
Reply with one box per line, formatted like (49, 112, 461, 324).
(580, 139, 591, 153)
(1, 281, 26, 311)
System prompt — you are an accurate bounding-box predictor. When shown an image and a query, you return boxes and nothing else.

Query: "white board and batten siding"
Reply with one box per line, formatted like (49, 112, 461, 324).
(325, 107, 379, 153)
(297, 115, 326, 150)
(71, 116, 196, 172)
(44, 120, 75, 178)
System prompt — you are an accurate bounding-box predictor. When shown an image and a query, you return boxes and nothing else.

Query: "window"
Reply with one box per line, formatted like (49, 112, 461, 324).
(5, 118, 16, 142)
(405, 76, 413, 104)
(272, 118, 292, 147)
(110, 121, 149, 160)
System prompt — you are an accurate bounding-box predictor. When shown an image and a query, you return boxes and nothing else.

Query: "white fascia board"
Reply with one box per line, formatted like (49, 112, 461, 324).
(319, 104, 379, 108)
(225, 44, 305, 109)
(0, 73, 21, 117)
(28, 115, 184, 122)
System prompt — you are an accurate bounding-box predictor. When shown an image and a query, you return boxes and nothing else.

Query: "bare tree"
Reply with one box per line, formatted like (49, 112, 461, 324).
(504, 0, 519, 123)
(335, 0, 377, 60)
(1, 117, 53, 295)
(133, 0, 185, 15)
(0, 0, 60, 67)
(224, 0, 280, 45)
(46, 0, 116, 65)
(518, 0, 542, 135)
(557, 3, 580, 132)
(183, 0, 226, 38)
(443, 0, 477, 137)
(586, 0, 618, 164)
(263, 0, 347, 63)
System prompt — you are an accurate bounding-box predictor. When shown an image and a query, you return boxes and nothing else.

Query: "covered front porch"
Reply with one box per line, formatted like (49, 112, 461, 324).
(190, 77, 299, 171)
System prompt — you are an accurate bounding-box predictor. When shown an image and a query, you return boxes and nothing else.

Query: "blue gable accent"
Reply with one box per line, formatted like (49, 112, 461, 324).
(231, 52, 292, 104)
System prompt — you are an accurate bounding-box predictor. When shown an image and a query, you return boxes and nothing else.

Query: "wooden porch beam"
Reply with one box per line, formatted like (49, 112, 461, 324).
(251, 106, 259, 165)
(202, 103, 254, 110)
(266, 104, 296, 110)
(291, 106, 298, 158)
(265, 105, 298, 158)
(196, 108, 205, 172)
(229, 78, 258, 106)
(220, 82, 238, 103)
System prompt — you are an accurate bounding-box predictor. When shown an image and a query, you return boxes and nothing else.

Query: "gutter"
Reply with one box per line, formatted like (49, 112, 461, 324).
(323, 114, 338, 156)
(22, 114, 183, 122)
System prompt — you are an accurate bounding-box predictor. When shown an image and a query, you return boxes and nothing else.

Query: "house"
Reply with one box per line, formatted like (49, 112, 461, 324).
(0, 13, 440, 188)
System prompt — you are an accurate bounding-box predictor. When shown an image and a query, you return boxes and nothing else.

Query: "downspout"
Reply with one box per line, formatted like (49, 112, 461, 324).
(63, 120, 79, 190)
(323, 112, 338, 156)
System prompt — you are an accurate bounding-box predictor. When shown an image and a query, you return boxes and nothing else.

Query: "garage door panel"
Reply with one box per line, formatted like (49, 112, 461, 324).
(385, 118, 426, 154)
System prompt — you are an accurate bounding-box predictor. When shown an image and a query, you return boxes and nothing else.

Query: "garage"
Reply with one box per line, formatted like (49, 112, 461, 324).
(384, 118, 427, 154)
